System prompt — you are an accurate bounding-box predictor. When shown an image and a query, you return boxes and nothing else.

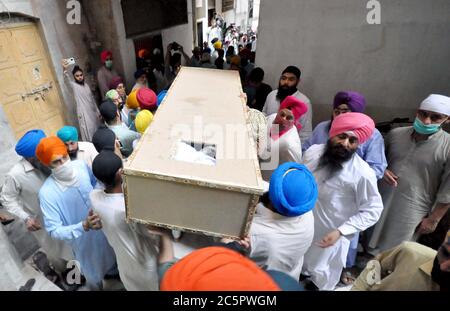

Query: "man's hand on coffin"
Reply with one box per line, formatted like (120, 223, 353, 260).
(220, 237, 251, 255)
(240, 92, 248, 104)
(146, 225, 172, 238)
(236, 237, 251, 250)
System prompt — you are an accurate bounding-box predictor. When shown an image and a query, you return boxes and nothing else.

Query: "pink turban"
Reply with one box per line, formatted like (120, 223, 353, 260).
(279, 96, 308, 130)
(100, 50, 112, 64)
(329, 112, 375, 144)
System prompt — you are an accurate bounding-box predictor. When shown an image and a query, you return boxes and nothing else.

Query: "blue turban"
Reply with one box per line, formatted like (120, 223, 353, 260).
(157, 90, 168, 107)
(15, 129, 46, 158)
(269, 162, 318, 217)
(57, 126, 79, 143)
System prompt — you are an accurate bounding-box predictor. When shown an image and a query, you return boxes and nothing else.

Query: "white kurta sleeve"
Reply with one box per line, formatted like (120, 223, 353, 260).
(0, 175, 30, 221)
(298, 98, 313, 143)
(262, 98, 270, 116)
(338, 175, 383, 236)
(287, 139, 302, 163)
(436, 156, 450, 204)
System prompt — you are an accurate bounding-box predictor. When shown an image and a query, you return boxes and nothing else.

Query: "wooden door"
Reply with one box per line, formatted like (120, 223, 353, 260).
(0, 22, 66, 139)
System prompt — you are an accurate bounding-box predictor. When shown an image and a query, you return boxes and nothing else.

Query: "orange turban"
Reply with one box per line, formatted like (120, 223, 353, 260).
(230, 55, 241, 66)
(126, 90, 139, 109)
(160, 247, 280, 291)
(36, 137, 68, 166)
(138, 49, 149, 59)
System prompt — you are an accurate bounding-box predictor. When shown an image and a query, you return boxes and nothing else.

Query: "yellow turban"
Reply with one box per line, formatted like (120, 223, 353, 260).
(213, 40, 223, 50)
(135, 110, 154, 134)
(126, 90, 139, 109)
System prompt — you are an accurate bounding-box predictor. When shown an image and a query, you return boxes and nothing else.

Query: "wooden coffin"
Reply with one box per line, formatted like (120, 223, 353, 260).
(124, 67, 264, 239)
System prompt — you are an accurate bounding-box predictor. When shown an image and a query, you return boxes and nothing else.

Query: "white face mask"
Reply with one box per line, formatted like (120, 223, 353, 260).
(52, 160, 78, 190)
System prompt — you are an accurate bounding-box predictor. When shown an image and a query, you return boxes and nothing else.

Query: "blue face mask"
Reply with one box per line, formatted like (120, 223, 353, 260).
(413, 118, 442, 135)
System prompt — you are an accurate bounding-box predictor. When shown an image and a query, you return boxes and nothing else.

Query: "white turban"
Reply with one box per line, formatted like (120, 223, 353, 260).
(420, 94, 450, 116)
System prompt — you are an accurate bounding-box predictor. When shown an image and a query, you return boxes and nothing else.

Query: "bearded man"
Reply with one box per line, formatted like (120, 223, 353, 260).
(301, 113, 383, 290)
(262, 66, 312, 142)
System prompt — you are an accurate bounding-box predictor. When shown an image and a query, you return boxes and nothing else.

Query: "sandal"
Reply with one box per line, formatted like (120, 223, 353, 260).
(31, 251, 59, 283)
(341, 269, 357, 286)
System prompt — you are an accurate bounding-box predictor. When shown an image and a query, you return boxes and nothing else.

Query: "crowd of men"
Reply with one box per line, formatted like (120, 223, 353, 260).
(0, 38, 449, 291)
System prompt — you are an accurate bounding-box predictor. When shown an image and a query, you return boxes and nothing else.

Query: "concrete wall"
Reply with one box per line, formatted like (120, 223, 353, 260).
(223, 0, 249, 31)
(0, 108, 20, 186)
(162, 0, 195, 59)
(111, 0, 136, 91)
(82, 0, 195, 89)
(81, 0, 129, 87)
(196, 0, 209, 46)
(1, 0, 34, 16)
(250, 0, 260, 32)
(256, 0, 450, 125)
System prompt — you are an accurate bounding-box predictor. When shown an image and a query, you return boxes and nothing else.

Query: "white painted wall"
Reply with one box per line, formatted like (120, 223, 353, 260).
(256, 0, 450, 124)
(223, 0, 249, 31)
(162, 0, 195, 61)
(0, 0, 34, 17)
(215, 0, 222, 13)
(111, 0, 136, 91)
(250, 0, 260, 32)
(196, 0, 209, 46)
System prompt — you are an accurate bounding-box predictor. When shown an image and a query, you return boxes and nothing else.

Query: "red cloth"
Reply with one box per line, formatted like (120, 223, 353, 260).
(100, 50, 112, 64)
(271, 96, 308, 140)
(329, 112, 375, 144)
(136, 87, 157, 111)
(239, 48, 252, 60)
(280, 96, 308, 131)
(36, 137, 68, 166)
(161, 247, 280, 291)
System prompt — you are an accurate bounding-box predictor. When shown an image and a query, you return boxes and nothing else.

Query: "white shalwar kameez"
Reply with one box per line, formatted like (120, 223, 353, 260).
(249, 203, 314, 280)
(302, 144, 383, 290)
(90, 190, 160, 291)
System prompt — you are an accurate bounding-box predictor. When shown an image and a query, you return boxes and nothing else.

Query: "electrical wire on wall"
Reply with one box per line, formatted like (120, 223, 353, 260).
(0, 0, 11, 27)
